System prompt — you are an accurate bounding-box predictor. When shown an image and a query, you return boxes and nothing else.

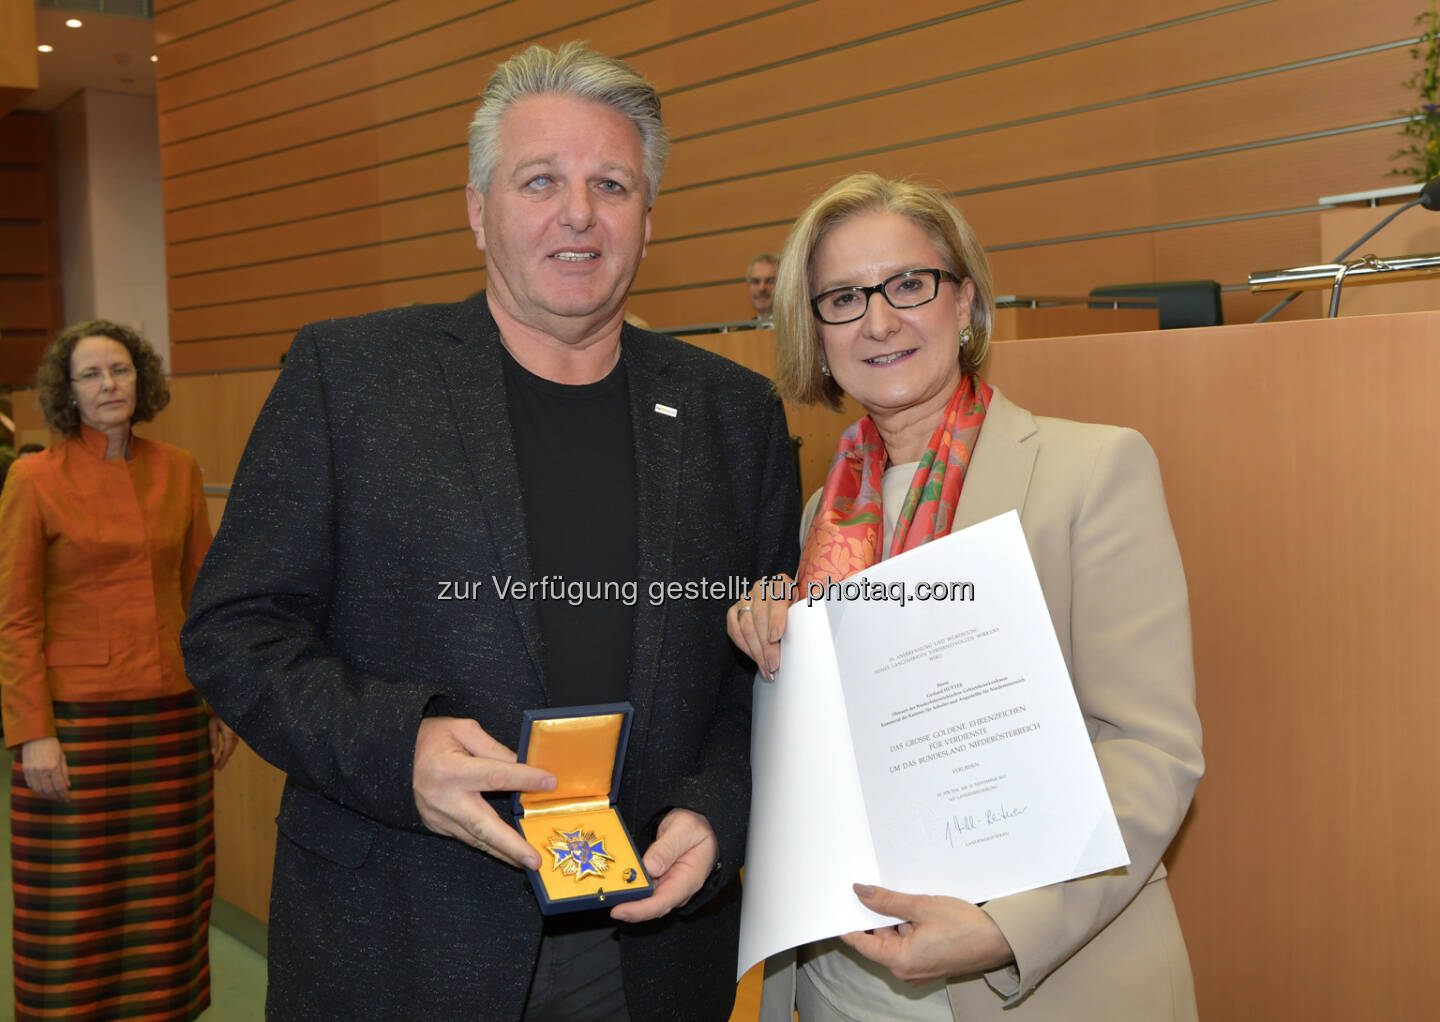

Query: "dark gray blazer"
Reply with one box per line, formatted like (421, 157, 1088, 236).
(181, 297, 800, 1020)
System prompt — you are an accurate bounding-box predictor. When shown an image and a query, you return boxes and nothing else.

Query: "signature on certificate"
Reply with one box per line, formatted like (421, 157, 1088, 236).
(944, 804, 1029, 848)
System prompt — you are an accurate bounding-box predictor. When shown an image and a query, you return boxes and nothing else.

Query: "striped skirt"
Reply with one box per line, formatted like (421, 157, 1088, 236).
(11, 691, 215, 1021)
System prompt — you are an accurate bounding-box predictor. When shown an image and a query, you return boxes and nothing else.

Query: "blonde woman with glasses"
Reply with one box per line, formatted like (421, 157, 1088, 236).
(729, 174, 1202, 1022)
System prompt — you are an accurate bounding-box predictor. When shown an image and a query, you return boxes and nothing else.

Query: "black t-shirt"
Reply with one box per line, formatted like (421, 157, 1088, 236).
(502, 346, 637, 707)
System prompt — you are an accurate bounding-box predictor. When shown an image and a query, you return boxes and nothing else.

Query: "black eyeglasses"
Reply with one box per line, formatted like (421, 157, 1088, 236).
(810, 269, 961, 324)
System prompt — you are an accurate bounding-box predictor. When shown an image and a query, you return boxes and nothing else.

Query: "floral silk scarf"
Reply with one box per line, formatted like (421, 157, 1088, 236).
(796, 375, 993, 588)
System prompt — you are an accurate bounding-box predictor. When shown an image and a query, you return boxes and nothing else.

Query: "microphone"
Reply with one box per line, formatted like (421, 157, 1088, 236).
(1256, 177, 1440, 323)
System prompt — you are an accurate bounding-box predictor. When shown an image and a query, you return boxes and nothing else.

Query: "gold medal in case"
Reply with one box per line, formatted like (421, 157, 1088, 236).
(514, 703, 652, 914)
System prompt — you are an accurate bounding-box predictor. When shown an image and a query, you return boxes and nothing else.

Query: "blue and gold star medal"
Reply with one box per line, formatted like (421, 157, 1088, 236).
(547, 828, 614, 882)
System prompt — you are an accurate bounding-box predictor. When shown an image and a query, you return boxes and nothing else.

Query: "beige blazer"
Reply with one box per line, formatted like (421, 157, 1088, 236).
(761, 388, 1204, 1021)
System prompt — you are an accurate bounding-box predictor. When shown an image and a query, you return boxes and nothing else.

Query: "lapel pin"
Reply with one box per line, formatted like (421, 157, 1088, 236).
(653, 403, 677, 418)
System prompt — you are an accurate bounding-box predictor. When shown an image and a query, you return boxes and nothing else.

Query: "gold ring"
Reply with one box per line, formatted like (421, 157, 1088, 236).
(737, 604, 754, 615)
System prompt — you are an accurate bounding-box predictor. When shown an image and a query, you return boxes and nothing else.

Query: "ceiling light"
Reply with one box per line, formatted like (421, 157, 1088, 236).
(65, 18, 82, 28)
(38, 44, 53, 53)
(150, 55, 158, 63)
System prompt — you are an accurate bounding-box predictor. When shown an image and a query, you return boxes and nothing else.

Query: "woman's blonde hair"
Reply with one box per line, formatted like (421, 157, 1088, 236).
(774, 173, 994, 410)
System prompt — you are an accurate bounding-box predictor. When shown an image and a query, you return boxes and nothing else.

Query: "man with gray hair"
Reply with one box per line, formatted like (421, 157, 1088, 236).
(183, 42, 797, 1021)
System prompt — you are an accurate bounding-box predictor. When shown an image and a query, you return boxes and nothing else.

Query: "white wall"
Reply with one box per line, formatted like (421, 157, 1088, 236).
(53, 89, 169, 366)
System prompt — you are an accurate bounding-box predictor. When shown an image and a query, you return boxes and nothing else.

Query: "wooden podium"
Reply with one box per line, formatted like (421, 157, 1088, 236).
(982, 311, 1440, 1022)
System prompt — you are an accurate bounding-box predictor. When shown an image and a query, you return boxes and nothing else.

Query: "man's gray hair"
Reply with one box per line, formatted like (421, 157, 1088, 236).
(467, 41, 669, 205)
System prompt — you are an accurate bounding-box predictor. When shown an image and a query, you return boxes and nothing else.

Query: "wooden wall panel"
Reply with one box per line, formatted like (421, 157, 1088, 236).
(0, 110, 62, 388)
(161, 103, 465, 211)
(662, 0, 1201, 138)
(212, 741, 286, 921)
(163, 331, 296, 371)
(161, 0, 976, 167)
(146, 370, 279, 481)
(153, 0, 284, 49)
(0, 169, 46, 217)
(0, 280, 54, 328)
(168, 231, 475, 309)
(8, 387, 42, 446)
(160, 0, 798, 178)
(169, 190, 463, 272)
(157, 0, 390, 99)
(653, 70, 1403, 247)
(629, 0, 988, 92)
(204, 493, 227, 527)
(1160, 211, 1325, 280)
(161, 1, 1406, 222)
(159, 0, 780, 144)
(630, 281, 755, 330)
(164, 149, 459, 240)
(164, 0, 1391, 210)
(0, 223, 47, 275)
(971, 141, 1300, 249)
(642, 226, 796, 298)
(158, 0, 1423, 372)
(664, 0, 1411, 191)
(159, 1, 795, 214)
(0, 0, 38, 119)
(160, 1, 623, 176)
(169, 269, 481, 346)
(158, 0, 1426, 372)
(153, 0, 365, 76)
(987, 234, 1157, 298)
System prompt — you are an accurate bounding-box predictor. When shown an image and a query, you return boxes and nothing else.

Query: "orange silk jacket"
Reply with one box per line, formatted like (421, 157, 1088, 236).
(0, 427, 212, 747)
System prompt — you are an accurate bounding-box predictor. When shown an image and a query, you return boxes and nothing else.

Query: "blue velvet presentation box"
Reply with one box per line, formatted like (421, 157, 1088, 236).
(514, 702, 653, 915)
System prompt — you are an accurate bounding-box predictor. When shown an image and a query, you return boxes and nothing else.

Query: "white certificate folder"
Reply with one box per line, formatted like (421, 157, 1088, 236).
(738, 511, 1128, 979)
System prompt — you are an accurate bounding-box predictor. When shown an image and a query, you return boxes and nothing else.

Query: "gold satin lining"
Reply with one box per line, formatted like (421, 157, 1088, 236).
(526, 796, 610, 816)
(518, 713, 624, 811)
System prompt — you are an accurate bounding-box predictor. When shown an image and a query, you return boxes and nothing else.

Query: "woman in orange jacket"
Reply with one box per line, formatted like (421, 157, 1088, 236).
(0, 320, 237, 1021)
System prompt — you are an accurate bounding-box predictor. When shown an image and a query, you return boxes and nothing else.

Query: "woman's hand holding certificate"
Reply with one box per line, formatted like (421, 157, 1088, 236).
(736, 512, 1128, 980)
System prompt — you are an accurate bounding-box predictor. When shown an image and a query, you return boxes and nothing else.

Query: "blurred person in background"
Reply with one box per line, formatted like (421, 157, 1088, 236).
(746, 253, 780, 323)
(0, 319, 236, 1022)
